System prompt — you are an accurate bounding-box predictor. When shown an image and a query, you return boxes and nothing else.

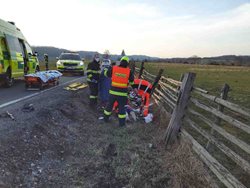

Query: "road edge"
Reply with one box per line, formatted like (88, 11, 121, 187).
(0, 76, 85, 109)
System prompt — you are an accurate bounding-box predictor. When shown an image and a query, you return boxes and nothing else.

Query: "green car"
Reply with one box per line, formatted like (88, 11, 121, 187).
(56, 52, 85, 75)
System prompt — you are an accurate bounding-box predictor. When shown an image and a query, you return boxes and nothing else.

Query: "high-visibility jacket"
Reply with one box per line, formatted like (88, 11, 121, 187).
(132, 79, 152, 116)
(109, 66, 132, 96)
(104, 65, 134, 96)
(111, 66, 130, 88)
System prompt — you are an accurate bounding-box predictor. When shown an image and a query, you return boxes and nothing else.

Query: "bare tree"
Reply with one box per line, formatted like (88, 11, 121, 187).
(121, 49, 126, 56)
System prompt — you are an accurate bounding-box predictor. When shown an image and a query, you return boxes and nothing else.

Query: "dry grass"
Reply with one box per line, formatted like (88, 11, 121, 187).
(164, 141, 217, 188)
(151, 101, 216, 188)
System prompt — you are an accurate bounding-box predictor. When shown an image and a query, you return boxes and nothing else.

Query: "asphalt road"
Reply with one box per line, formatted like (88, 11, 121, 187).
(0, 75, 84, 106)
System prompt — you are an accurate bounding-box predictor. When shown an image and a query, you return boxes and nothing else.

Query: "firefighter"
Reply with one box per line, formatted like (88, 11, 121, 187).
(132, 79, 152, 116)
(87, 53, 101, 106)
(103, 56, 134, 126)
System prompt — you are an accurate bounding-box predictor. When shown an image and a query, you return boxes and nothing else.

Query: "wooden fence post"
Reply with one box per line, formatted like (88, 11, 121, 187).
(164, 72, 196, 146)
(206, 83, 230, 149)
(130, 61, 135, 76)
(151, 69, 164, 95)
(138, 61, 145, 79)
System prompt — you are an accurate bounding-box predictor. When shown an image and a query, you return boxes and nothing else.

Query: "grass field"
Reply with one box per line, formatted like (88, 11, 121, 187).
(142, 62, 250, 109)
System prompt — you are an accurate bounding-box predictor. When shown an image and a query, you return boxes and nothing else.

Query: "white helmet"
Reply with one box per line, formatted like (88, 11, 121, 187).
(101, 59, 111, 69)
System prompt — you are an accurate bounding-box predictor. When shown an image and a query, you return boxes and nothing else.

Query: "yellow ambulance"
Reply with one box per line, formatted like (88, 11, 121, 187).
(0, 18, 40, 87)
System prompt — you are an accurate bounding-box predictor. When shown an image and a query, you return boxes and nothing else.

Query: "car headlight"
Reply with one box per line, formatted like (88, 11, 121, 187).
(79, 61, 84, 66)
(56, 61, 62, 66)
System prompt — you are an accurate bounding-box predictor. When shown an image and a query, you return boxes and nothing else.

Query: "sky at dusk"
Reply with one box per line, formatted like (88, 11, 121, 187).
(1, 0, 250, 57)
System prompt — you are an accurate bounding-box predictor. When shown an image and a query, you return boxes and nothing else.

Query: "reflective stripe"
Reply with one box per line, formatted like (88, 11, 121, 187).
(144, 84, 150, 95)
(138, 79, 142, 90)
(129, 81, 134, 85)
(111, 81, 127, 88)
(104, 110, 112, 115)
(115, 73, 127, 78)
(104, 68, 108, 77)
(118, 114, 126, 118)
(87, 74, 92, 78)
(90, 95, 97, 99)
(87, 70, 100, 74)
(87, 78, 92, 82)
(109, 90, 128, 97)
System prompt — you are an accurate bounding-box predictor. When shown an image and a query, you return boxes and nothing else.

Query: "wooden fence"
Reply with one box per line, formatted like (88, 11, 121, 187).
(134, 64, 250, 188)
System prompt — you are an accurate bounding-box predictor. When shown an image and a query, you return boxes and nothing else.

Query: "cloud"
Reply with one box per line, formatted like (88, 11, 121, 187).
(0, 1, 249, 57)
(123, 2, 250, 57)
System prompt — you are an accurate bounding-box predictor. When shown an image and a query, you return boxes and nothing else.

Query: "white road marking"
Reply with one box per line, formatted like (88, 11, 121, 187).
(0, 76, 85, 109)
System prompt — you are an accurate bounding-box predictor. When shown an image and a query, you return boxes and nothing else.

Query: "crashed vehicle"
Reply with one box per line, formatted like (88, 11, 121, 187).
(56, 52, 85, 75)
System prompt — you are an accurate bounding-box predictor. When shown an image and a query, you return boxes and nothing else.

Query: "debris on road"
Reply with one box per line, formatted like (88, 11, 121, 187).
(144, 113, 153, 123)
(22, 103, 35, 112)
(6, 111, 15, 121)
(64, 82, 88, 91)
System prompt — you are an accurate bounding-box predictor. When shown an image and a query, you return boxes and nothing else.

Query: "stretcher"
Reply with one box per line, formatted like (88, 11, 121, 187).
(24, 70, 62, 90)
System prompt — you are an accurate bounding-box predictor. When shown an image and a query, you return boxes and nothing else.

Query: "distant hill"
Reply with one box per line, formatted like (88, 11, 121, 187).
(32, 46, 159, 62)
(163, 55, 250, 66)
(32, 46, 250, 66)
(32, 46, 98, 62)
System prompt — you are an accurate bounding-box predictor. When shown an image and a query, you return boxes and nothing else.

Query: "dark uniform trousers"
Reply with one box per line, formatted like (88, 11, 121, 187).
(88, 82, 98, 105)
(104, 94, 127, 126)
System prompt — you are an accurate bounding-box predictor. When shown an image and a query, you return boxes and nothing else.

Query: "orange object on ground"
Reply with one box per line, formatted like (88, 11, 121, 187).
(113, 101, 118, 112)
(133, 79, 152, 116)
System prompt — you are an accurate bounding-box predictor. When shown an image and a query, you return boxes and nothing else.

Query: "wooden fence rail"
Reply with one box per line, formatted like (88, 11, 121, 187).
(134, 62, 250, 188)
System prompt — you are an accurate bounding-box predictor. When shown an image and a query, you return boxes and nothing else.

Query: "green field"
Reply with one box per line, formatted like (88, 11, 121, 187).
(142, 63, 250, 109)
